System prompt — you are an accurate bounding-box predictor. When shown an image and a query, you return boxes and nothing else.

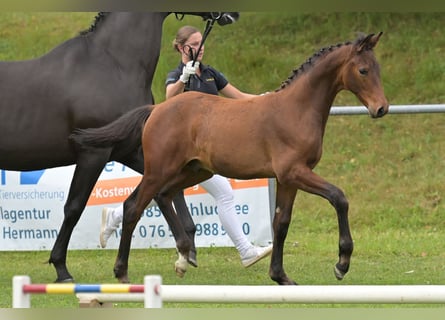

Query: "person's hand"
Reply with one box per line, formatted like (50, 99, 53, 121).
(179, 61, 200, 83)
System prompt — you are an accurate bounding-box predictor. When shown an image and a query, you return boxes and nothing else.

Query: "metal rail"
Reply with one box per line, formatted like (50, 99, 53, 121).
(330, 104, 445, 115)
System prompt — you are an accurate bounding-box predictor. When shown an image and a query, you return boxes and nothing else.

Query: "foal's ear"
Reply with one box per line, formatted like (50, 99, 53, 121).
(357, 31, 383, 53)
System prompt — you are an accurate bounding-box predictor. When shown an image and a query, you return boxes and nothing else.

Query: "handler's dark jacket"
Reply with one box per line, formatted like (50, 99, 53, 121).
(165, 62, 229, 95)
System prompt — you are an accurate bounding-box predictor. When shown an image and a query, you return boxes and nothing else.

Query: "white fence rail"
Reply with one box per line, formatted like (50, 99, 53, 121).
(330, 104, 445, 115)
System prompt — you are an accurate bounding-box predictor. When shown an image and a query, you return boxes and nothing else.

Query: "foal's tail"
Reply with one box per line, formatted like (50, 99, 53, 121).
(69, 105, 153, 151)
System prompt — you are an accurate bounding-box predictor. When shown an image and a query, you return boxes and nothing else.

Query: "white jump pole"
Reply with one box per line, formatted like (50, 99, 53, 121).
(159, 285, 445, 304)
(78, 284, 445, 305)
(84, 285, 445, 308)
(12, 275, 31, 308)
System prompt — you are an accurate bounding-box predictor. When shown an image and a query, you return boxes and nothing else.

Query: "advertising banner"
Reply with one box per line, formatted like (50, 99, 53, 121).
(0, 162, 273, 251)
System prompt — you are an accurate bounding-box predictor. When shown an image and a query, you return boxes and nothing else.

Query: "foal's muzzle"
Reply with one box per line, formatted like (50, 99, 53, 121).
(369, 104, 389, 118)
(376, 106, 387, 118)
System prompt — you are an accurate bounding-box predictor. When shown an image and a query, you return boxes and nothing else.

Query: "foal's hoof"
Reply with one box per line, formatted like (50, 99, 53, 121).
(334, 263, 348, 280)
(188, 250, 198, 268)
(175, 264, 187, 278)
(175, 257, 188, 278)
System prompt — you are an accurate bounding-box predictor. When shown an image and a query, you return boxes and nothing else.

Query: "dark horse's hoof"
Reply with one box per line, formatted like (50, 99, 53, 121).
(271, 274, 298, 285)
(55, 277, 74, 283)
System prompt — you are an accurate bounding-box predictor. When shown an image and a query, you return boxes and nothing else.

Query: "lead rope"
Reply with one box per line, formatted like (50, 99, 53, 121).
(191, 15, 218, 66)
(187, 15, 219, 89)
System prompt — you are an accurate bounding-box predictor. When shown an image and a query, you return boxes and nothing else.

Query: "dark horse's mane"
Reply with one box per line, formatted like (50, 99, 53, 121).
(79, 12, 109, 36)
(276, 34, 369, 91)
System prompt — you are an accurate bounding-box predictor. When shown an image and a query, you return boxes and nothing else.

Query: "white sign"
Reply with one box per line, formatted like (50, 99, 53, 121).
(0, 163, 273, 250)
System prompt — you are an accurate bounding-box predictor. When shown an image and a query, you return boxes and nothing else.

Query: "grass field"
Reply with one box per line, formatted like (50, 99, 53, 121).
(0, 12, 444, 308)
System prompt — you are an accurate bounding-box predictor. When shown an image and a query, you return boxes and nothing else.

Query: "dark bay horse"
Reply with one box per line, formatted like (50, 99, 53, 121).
(71, 32, 389, 285)
(0, 12, 238, 283)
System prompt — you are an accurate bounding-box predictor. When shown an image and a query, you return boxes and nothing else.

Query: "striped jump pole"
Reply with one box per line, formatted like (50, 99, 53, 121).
(12, 275, 162, 308)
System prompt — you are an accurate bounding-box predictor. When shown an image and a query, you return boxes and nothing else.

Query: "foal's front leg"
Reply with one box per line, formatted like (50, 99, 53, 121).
(269, 183, 297, 285)
(295, 168, 353, 281)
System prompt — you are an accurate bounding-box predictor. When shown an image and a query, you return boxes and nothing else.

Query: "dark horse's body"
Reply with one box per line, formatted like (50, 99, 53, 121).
(0, 12, 238, 282)
(71, 33, 389, 285)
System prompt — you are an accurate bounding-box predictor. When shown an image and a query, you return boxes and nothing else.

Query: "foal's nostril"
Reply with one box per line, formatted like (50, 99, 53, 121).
(377, 106, 386, 117)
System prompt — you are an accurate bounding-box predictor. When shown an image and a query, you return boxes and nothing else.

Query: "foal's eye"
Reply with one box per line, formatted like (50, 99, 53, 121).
(359, 68, 368, 75)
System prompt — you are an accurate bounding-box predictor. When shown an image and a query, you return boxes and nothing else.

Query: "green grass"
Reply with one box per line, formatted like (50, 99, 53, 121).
(2, 229, 444, 308)
(0, 12, 444, 308)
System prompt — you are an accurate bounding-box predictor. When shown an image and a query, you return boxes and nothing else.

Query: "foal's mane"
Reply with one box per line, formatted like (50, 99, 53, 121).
(79, 12, 110, 36)
(276, 34, 369, 91)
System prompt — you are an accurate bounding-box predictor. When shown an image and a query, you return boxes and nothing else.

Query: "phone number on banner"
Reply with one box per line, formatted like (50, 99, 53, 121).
(136, 222, 253, 238)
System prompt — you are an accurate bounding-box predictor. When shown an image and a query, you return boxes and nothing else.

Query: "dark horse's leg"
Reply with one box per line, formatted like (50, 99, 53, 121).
(49, 147, 111, 282)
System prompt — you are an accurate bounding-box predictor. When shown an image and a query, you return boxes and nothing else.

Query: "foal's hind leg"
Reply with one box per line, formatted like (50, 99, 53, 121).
(155, 194, 192, 277)
(173, 190, 198, 267)
(155, 168, 213, 277)
(113, 183, 177, 283)
(49, 148, 111, 282)
(119, 150, 198, 267)
(115, 173, 194, 282)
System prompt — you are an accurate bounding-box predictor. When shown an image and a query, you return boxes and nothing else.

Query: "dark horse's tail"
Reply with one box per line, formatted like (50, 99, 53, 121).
(69, 104, 153, 153)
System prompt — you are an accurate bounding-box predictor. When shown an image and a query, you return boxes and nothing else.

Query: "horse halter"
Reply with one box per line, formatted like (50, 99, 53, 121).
(174, 12, 239, 26)
(190, 15, 219, 65)
(213, 12, 240, 25)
